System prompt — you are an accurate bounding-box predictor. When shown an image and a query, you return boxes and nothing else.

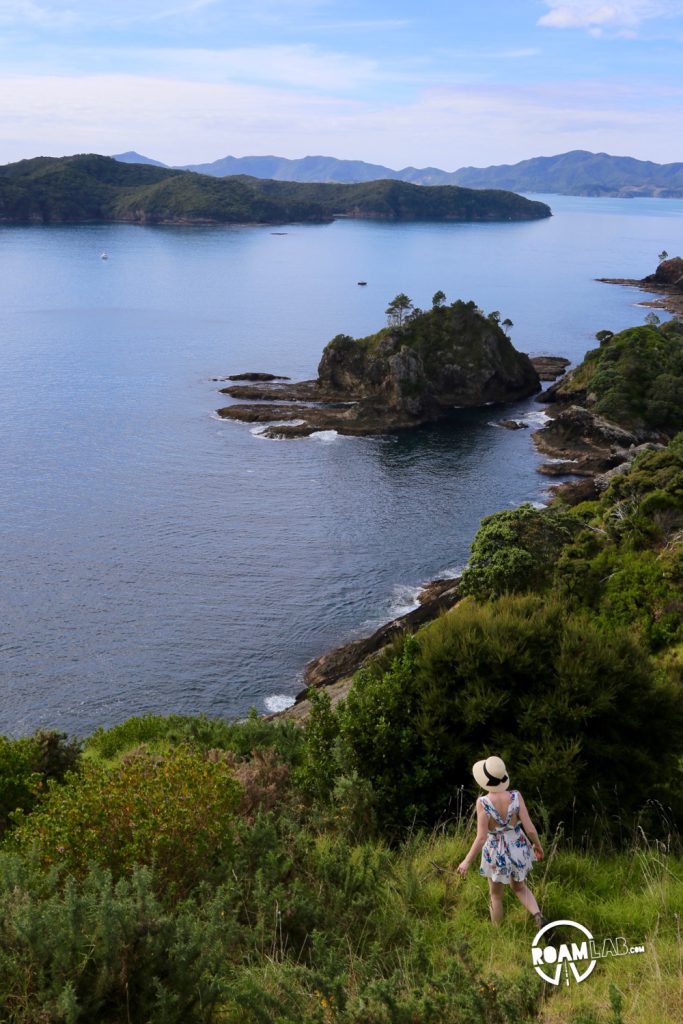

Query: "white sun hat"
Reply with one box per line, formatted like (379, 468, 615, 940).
(472, 755, 510, 793)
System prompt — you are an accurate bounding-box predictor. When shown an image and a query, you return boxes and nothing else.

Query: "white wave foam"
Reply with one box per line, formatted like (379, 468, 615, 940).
(310, 430, 339, 442)
(522, 409, 550, 427)
(264, 694, 296, 713)
(249, 419, 305, 439)
(388, 583, 422, 618)
(439, 565, 465, 580)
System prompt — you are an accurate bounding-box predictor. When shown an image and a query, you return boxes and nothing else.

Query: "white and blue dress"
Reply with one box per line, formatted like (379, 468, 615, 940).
(479, 790, 533, 884)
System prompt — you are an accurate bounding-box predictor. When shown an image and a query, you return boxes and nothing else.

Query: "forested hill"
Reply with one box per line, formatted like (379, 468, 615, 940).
(115, 148, 683, 197)
(0, 154, 550, 225)
(454, 150, 683, 197)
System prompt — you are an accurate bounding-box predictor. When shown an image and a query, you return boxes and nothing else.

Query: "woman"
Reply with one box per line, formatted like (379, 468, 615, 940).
(457, 755, 546, 927)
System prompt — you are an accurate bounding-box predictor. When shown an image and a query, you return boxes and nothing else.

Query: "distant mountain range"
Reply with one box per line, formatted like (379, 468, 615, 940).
(0, 154, 550, 225)
(114, 149, 683, 197)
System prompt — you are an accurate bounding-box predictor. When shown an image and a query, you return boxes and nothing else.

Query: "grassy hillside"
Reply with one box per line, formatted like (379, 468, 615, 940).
(0, 318, 680, 1022)
(0, 154, 550, 225)
(0, 705, 680, 1023)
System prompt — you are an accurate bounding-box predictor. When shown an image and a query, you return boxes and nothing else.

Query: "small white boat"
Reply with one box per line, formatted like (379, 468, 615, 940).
(100, 252, 109, 260)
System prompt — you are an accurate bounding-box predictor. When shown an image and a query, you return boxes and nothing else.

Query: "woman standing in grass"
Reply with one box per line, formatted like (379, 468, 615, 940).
(457, 755, 546, 928)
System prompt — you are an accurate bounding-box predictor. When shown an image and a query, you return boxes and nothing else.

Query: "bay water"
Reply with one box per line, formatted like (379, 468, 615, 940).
(2, 195, 682, 735)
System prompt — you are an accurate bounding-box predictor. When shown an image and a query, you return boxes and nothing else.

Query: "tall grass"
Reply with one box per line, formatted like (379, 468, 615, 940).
(214, 819, 682, 1024)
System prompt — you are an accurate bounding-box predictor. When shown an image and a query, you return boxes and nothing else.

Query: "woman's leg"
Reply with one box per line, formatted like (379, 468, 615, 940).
(488, 880, 504, 924)
(510, 878, 540, 916)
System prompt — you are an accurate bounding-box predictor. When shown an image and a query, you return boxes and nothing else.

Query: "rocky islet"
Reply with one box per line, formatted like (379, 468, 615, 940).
(217, 299, 543, 438)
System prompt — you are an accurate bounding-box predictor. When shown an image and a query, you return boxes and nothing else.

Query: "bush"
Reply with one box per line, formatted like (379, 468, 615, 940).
(0, 731, 81, 835)
(0, 854, 238, 1023)
(460, 504, 577, 600)
(326, 596, 683, 835)
(85, 710, 304, 766)
(9, 746, 242, 898)
(558, 324, 683, 433)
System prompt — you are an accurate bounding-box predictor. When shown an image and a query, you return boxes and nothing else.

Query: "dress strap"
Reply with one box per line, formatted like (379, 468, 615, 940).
(504, 790, 519, 825)
(480, 794, 504, 826)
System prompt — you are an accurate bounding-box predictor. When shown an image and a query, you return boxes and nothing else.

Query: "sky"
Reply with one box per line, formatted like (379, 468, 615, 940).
(1, 0, 682, 168)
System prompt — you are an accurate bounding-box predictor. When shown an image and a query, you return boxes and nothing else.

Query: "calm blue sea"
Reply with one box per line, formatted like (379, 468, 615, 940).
(2, 195, 682, 736)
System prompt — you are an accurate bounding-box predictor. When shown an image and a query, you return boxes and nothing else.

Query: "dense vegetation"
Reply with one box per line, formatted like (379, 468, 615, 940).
(0, 320, 681, 1022)
(1, 698, 680, 1022)
(548, 320, 683, 433)
(0, 154, 550, 225)
(299, 431, 683, 838)
(330, 298, 518, 363)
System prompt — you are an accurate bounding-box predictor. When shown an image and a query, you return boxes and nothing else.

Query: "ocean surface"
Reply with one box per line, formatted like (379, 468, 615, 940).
(2, 195, 682, 736)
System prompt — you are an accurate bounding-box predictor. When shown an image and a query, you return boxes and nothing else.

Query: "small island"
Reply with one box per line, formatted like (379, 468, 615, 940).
(217, 294, 542, 437)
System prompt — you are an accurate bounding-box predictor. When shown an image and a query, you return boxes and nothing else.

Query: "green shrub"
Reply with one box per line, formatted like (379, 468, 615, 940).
(294, 689, 343, 802)
(0, 731, 81, 835)
(460, 504, 577, 600)
(9, 746, 241, 898)
(326, 596, 683, 835)
(85, 710, 304, 766)
(0, 854, 238, 1023)
(555, 324, 683, 434)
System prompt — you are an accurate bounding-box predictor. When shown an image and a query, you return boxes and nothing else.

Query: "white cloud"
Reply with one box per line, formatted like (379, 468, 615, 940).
(538, 1, 683, 34)
(0, 1, 234, 32)
(0, 1, 78, 29)
(1, 72, 682, 168)
(143, 45, 385, 91)
(312, 18, 412, 32)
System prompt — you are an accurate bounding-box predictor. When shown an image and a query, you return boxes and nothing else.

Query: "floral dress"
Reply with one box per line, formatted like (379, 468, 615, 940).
(479, 790, 533, 884)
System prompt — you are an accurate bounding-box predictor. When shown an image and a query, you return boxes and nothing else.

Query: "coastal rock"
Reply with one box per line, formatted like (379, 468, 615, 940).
(598, 255, 683, 317)
(534, 405, 641, 455)
(227, 372, 291, 382)
(532, 406, 650, 484)
(300, 578, 461, 695)
(530, 355, 571, 381)
(594, 442, 666, 490)
(643, 256, 683, 290)
(497, 419, 528, 430)
(548, 478, 600, 505)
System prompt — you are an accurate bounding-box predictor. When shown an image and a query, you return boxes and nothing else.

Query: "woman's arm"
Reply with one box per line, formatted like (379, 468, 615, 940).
(457, 799, 489, 876)
(517, 791, 544, 860)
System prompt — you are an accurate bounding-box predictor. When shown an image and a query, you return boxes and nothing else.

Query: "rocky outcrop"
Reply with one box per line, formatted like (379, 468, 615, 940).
(226, 372, 291, 382)
(218, 301, 541, 437)
(533, 394, 668, 502)
(497, 419, 528, 430)
(598, 255, 683, 317)
(275, 578, 462, 721)
(529, 355, 571, 381)
(642, 256, 683, 290)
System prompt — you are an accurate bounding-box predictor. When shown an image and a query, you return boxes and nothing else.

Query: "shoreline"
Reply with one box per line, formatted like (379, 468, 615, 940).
(276, 321, 678, 721)
(276, 576, 463, 721)
(597, 275, 683, 318)
(276, 356, 570, 722)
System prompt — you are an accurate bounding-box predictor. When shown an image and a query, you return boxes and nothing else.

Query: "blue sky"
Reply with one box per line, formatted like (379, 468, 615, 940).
(1, 1, 682, 167)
